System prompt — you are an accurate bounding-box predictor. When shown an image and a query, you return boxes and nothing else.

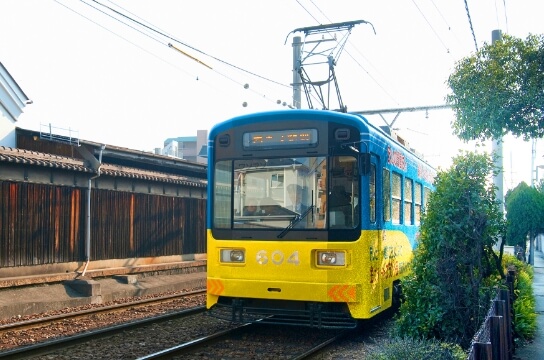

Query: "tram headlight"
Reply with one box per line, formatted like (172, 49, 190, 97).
(220, 249, 245, 263)
(316, 251, 346, 266)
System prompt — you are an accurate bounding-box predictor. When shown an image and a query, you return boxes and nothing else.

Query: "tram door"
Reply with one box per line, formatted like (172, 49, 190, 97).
(366, 158, 383, 311)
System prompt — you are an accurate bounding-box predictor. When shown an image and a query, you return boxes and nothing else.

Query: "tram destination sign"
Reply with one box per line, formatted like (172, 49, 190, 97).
(243, 128, 318, 149)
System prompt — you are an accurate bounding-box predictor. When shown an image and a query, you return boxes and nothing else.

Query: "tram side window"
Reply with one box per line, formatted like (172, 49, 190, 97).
(369, 164, 376, 223)
(214, 161, 233, 229)
(328, 155, 358, 228)
(415, 182, 423, 224)
(392, 172, 402, 224)
(404, 177, 413, 225)
(383, 169, 391, 222)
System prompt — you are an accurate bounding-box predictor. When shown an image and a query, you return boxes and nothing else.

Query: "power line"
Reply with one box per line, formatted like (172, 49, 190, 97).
(54, 0, 193, 78)
(92, 0, 291, 89)
(55, 0, 287, 108)
(501, 0, 509, 33)
(296, 0, 321, 24)
(95, 0, 294, 106)
(66, 0, 292, 107)
(411, 0, 453, 56)
(429, 0, 465, 53)
(463, 0, 479, 52)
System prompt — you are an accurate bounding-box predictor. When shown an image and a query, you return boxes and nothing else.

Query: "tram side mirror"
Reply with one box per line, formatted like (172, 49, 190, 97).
(360, 153, 371, 176)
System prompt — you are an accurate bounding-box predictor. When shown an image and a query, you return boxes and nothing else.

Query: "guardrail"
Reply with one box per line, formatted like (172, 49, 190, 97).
(467, 269, 515, 360)
(40, 123, 79, 146)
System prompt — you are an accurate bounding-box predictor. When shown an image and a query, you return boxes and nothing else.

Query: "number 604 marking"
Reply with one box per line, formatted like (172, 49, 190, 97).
(256, 250, 300, 265)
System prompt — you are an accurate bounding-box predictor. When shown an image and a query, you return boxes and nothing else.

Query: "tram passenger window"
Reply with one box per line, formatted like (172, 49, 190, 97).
(369, 164, 376, 223)
(415, 183, 422, 224)
(404, 178, 413, 225)
(392, 172, 401, 224)
(383, 169, 391, 222)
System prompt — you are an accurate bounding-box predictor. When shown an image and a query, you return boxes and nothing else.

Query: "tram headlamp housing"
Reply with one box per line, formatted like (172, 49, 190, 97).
(220, 249, 245, 263)
(316, 251, 346, 266)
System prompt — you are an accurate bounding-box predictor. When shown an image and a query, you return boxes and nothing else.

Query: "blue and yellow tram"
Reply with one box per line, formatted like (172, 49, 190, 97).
(206, 109, 435, 328)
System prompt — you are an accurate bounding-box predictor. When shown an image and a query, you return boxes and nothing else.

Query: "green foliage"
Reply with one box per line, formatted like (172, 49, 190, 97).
(395, 152, 505, 348)
(502, 254, 537, 339)
(505, 182, 544, 247)
(537, 180, 544, 193)
(447, 34, 544, 141)
(366, 337, 466, 360)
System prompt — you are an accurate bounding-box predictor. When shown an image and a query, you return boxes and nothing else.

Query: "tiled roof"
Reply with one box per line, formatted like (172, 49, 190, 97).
(0, 146, 206, 188)
(0, 146, 89, 171)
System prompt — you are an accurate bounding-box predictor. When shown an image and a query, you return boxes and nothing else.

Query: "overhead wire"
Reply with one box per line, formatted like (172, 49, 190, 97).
(103, 0, 294, 107)
(491, 0, 510, 38)
(501, 0, 509, 33)
(295, 0, 321, 24)
(290, 0, 326, 107)
(53, 0, 194, 78)
(411, 0, 455, 58)
(75, 0, 292, 107)
(93, 0, 291, 89)
(429, 0, 465, 54)
(463, 0, 479, 52)
(56, 0, 284, 109)
(303, 0, 400, 106)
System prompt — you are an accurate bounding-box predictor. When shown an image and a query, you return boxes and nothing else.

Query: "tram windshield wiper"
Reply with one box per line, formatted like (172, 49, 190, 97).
(277, 205, 314, 238)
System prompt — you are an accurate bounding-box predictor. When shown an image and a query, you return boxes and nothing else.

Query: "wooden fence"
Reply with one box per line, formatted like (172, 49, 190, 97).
(0, 180, 206, 267)
(467, 270, 516, 360)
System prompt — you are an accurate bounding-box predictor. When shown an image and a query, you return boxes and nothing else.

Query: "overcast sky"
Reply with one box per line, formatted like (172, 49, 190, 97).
(2, 0, 544, 188)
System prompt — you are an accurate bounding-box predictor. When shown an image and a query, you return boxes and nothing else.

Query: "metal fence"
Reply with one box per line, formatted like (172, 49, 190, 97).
(467, 269, 515, 360)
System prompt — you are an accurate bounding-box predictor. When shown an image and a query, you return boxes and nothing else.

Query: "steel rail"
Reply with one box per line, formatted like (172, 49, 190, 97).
(0, 288, 205, 332)
(0, 293, 206, 359)
(137, 323, 254, 360)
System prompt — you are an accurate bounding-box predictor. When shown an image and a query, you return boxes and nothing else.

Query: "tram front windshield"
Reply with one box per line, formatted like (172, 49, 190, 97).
(213, 155, 359, 230)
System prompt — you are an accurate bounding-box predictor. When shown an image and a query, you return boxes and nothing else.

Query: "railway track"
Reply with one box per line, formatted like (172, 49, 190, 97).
(0, 290, 206, 359)
(0, 289, 205, 334)
(138, 322, 350, 360)
(0, 291, 395, 359)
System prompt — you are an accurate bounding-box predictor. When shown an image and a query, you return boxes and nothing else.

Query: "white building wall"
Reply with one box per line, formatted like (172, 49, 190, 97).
(0, 105, 16, 147)
(196, 129, 208, 164)
(161, 131, 208, 164)
(0, 62, 30, 147)
(164, 140, 178, 157)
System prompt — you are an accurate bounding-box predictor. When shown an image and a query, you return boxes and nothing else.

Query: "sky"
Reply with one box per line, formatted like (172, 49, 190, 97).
(2, 0, 544, 190)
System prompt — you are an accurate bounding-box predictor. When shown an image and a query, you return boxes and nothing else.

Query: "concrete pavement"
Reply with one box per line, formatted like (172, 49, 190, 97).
(513, 249, 544, 359)
(0, 264, 206, 320)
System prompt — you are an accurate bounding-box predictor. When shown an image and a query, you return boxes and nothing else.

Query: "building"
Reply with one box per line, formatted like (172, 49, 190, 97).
(162, 129, 207, 164)
(0, 61, 208, 280)
(0, 62, 31, 147)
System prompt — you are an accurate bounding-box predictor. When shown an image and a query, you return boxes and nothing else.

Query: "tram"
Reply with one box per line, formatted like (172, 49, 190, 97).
(206, 109, 435, 328)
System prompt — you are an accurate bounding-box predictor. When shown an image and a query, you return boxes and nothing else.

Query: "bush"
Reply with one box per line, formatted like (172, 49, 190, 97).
(502, 253, 537, 339)
(365, 337, 465, 360)
(394, 153, 505, 348)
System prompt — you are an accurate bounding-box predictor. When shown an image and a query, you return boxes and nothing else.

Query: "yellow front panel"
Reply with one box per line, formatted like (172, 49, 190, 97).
(206, 229, 414, 319)
(208, 278, 360, 302)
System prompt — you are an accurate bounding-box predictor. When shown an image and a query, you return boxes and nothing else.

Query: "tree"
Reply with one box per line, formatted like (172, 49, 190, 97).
(505, 182, 544, 253)
(395, 152, 505, 348)
(447, 34, 544, 141)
